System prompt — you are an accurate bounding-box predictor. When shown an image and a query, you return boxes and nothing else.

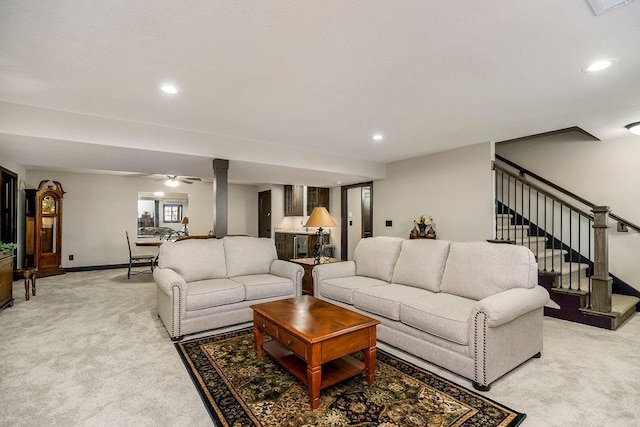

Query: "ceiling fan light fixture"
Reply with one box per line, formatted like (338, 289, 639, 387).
(164, 178, 180, 187)
(625, 122, 640, 136)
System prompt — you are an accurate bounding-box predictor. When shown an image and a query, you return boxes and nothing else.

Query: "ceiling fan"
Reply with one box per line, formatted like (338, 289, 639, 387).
(157, 175, 202, 187)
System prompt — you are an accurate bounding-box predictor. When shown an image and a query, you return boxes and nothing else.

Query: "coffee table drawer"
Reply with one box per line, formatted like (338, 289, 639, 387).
(254, 314, 277, 337)
(277, 329, 307, 360)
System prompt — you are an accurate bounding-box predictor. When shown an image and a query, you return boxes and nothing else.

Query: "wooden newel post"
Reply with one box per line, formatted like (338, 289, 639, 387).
(591, 206, 612, 313)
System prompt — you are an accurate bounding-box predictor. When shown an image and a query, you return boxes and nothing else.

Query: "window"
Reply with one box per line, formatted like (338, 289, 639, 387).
(163, 204, 183, 223)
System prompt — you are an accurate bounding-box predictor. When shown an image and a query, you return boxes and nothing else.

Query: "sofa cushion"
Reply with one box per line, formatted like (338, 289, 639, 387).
(440, 242, 538, 301)
(186, 278, 244, 311)
(400, 293, 477, 345)
(223, 236, 278, 277)
(353, 284, 433, 321)
(353, 236, 404, 282)
(318, 276, 387, 305)
(391, 239, 450, 292)
(231, 274, 294, 301)
(158, 239, 227, 282)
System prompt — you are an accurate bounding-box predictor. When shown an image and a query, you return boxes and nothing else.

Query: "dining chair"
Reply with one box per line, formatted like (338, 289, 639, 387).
(126, 231, 156, 279)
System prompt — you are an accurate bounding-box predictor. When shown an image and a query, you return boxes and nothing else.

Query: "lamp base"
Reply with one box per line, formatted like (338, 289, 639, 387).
(313, 228, 324, 264)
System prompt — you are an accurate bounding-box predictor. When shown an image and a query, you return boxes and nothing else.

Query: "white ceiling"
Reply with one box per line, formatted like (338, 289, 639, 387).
(1, 1, 639, 186)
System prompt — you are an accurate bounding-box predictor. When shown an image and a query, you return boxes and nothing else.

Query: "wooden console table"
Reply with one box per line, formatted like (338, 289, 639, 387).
(289, 257, 344, 296)
(0, 254, 14, 310)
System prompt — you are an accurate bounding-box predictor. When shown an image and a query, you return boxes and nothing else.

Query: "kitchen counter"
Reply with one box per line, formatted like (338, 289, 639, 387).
(274, 230, 330, 235)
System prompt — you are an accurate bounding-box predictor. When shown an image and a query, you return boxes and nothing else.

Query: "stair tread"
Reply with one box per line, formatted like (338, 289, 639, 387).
(541, 262, 589, 273)
(535, 248, 568, 257)
(556, 277, 591, 292)
(611, 294, 640, 314)
(497, 225, 529, 230)
(512, 236, 547, 243)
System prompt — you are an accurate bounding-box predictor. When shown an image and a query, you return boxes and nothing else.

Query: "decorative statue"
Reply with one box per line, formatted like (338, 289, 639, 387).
(411, 215, 436, 239)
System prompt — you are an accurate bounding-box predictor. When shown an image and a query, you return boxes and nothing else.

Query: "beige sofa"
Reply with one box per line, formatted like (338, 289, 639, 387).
(154, 236, 304, 340)
(313, 236, 549, 390)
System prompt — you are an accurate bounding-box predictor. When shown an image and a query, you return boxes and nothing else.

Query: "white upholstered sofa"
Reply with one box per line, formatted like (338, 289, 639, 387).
(154, 236, 304, 340)
(312, 236, 549, 390)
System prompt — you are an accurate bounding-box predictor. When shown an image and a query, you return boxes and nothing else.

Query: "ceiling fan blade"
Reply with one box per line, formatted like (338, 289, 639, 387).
(182, 177, 202, 181)
(178, 179, 193, 184)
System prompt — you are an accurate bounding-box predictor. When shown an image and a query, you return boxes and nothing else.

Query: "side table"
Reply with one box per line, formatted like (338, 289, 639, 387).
(289, 257, 344, 296)
(15, 268, 37, 301)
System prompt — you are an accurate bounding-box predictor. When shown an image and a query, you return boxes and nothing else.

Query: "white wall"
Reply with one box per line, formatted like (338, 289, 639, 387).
(497, 133, 640, 289)
(329, 187, 342, 258)
(374, 142, 495, 242)
(228, 184, 259, 236)
(24, 170, 257, 268)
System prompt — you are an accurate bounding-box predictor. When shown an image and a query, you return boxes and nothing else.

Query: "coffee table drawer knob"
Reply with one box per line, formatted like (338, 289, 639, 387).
(262, 323, 266, 328)
(286, 340, 292, 346)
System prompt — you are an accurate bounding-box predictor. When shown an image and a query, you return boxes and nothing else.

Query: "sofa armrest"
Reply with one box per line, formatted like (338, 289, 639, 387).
(153, 267, 187, 297)
(473, 286, 549, 328)
(312, 261, 357, 285)
(270, 260, 304, 296)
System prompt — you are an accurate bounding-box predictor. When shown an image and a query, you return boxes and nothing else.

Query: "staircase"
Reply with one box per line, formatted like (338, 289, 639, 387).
(496, 213, 638, 330)
(493, 157, 639, 331)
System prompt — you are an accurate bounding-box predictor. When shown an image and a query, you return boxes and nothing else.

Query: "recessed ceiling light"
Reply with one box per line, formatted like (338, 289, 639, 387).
(160, 84, 178, 94)
(372, 134, 384, 141)
(582, 59, 614, 73)
(626, 122, 640, 136)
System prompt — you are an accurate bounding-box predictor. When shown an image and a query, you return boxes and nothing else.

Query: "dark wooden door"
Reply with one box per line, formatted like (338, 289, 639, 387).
(0, 168, 17, 245)
(258, 190, 271, 238)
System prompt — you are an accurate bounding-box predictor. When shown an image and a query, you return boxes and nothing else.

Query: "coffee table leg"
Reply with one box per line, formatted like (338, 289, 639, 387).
(253, 326, 264, 359)
(32, 275, 36, 296)
(363, 346, 377, 384)
(24, 276, 30, 301)
(307, 364, 322, 409)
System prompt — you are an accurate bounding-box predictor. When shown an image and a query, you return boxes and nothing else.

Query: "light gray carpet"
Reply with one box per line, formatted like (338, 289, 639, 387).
(1, 269, 639, 426)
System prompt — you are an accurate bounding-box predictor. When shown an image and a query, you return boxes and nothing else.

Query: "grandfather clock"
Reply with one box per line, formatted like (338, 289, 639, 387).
(24, 180, 65, 277)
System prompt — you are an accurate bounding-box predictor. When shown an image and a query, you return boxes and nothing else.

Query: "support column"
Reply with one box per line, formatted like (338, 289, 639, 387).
(212, 159, 229, 238)
(591, 206, 612, 313)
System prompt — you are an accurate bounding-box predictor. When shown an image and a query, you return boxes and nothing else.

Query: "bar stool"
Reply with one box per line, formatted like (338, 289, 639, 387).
(14, 268, 37, 301)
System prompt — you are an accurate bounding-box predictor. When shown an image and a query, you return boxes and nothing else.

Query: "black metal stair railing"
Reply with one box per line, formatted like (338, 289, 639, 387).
(493, 161, 595, 308)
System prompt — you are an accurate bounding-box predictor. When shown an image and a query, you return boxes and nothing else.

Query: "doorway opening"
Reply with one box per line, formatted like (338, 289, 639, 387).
(340, 182, 373, 260)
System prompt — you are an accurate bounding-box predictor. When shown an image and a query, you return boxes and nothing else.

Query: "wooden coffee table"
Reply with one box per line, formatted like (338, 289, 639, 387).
(251, 295, 380, 409)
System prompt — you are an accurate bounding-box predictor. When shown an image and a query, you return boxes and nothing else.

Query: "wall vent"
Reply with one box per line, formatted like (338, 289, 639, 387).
(586, 0, 637, 15)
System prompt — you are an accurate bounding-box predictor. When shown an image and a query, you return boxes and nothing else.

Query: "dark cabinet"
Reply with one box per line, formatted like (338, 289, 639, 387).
(275, 232, 330, 260)
(284, 185, 304, 216)
(24, 180, 65, 277)
(275, 232, 295, 260)
(306, 187, 330, 215)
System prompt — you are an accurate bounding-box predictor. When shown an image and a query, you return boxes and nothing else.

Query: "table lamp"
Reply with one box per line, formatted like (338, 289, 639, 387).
(304, 207, 336, 264)
(181, 216, 189, 236)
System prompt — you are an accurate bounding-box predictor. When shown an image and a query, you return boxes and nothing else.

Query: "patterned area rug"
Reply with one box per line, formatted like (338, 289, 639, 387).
(176, 328, 525, 426)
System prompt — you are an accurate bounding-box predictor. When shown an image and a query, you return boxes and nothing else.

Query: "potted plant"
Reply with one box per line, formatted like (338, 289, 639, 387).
(0, 241, 17, 256)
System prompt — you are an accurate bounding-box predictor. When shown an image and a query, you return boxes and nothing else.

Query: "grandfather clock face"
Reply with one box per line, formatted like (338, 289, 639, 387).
(42, 195, 56, 214)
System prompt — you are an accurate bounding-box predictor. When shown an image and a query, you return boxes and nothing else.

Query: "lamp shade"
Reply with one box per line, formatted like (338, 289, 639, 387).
(181, 216, 189, 225)
(304, 207, 336, 228)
